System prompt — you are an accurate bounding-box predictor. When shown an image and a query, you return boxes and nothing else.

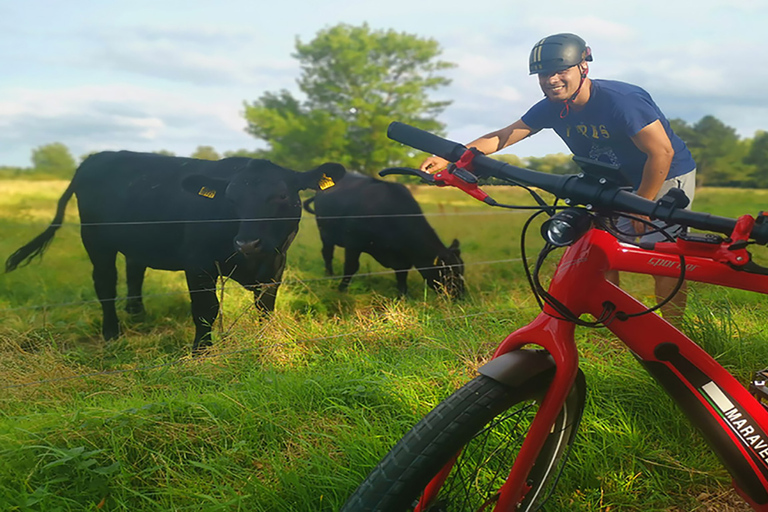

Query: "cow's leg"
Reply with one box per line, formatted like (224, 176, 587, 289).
(394, 268, 409, 296)
(185, 271, 219, 352)
(254, 250, 288, 312)
(254, 283, 279, 312)
(339, 248, 361, 292)
(321, 241, 335, 276)
(125, 257, 146, 316)
(82, 235, 120, 340)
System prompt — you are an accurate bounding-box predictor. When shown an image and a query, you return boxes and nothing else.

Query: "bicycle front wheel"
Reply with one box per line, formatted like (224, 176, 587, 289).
(342, 366, 586, 512)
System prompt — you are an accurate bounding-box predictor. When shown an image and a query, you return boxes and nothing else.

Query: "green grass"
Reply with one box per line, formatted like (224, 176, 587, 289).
(0, 179, 765, 511)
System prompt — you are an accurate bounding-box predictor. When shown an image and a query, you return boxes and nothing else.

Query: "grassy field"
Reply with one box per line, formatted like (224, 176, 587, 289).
(2, 179, 768, 511)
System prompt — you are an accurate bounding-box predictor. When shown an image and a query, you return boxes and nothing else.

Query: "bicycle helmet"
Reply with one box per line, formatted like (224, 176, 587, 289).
(529, 33, 592, 75)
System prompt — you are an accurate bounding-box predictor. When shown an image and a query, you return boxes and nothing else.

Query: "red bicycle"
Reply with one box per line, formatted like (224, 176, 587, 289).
(341, 122, 768, 511)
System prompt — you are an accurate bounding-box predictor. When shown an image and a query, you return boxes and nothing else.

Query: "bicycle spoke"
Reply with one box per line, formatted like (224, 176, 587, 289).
(429, 401, 536, 511)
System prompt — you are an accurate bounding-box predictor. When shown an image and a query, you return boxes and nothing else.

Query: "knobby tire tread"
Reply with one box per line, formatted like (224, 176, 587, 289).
(342, 369, 580, 511)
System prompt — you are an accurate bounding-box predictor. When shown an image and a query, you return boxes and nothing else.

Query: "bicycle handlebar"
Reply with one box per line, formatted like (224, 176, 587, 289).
(387, 122, 768, 245)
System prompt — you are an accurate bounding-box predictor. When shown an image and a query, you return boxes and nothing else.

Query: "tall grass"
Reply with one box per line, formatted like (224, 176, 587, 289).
(1, 179, 765, 511)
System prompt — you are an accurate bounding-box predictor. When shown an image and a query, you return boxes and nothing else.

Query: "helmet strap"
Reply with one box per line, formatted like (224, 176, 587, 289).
(559, 63, 589, 119)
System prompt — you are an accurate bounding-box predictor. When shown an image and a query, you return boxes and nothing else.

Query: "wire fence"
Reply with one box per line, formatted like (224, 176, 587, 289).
(1, 305, 527, 391)
(6, 208, 526, 229)
(0, 256, 524, 314)
(2, 206, 534, 310)
(2, 206, 539, 393)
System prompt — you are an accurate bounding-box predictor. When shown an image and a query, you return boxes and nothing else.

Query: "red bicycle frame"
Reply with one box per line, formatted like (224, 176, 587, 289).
(418, 222, 768, 511)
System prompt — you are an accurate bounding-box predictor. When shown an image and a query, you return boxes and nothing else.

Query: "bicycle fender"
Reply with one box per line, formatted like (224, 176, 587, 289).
(478, 349, 555, 387)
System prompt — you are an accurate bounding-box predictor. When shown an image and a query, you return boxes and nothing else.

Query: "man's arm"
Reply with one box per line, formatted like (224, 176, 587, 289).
(630, 119, 675, 200)
(420, 119, 535, 172)
(629, 119, 675, 232)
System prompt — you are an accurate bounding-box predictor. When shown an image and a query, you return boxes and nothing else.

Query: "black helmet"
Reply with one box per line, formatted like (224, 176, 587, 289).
(529, 33, 592, 75)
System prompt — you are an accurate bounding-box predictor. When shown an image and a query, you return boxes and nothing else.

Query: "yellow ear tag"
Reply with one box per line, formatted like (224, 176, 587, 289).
(198, 186, 217, 199)
(318, 173, 335, 190)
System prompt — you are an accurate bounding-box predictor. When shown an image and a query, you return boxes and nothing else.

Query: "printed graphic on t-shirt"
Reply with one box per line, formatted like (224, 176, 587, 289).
(566, 123, 611, 140)
(588, 144, 620, 167)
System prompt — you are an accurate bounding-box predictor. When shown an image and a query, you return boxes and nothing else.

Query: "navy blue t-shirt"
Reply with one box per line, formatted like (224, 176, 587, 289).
(521, 79, 695, 189)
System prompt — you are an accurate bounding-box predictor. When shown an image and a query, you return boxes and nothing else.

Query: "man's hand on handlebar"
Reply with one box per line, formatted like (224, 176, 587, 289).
(420, 155, 450, 174)
(632, 216, 651, 235)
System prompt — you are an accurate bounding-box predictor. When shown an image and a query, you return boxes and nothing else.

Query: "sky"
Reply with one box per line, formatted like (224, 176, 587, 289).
(1, 0, 766, 168)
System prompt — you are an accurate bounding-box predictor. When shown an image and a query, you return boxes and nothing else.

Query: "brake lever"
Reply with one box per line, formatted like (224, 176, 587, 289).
(379, 167, 436, 184)
(379, 164, 497, 205)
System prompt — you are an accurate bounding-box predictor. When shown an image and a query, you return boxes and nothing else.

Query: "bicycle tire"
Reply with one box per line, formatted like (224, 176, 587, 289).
(341, 367, 586, 512)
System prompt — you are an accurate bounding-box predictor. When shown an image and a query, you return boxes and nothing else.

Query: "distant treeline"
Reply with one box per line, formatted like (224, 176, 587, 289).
(492, 116, 767, 188)
(0, 144, 264, 181)
(1, 115, 766, 188)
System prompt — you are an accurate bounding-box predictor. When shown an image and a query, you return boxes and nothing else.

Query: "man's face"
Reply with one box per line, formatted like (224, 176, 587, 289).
(538, 65, 582, 101)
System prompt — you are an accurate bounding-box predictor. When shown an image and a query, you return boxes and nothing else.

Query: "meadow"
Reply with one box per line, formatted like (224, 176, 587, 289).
(2, 178, 768, 511)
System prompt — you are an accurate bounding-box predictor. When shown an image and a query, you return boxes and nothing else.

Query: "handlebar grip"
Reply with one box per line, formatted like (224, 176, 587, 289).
(387, 122, 468, 162)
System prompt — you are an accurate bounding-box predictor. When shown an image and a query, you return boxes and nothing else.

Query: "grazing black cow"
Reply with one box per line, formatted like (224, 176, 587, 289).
(303, 173, 464, 298)
(5, 151, 345, 351)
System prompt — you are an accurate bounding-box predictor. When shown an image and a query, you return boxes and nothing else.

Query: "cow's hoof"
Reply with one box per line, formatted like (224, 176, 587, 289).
(125, 302, 145, 316)
(192, 341, 213, 355)
(102, 328, 120, 341)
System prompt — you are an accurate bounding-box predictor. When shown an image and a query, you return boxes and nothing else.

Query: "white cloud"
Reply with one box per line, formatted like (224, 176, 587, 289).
(0, 84, 258, 164)
(0, 0, 766, 167)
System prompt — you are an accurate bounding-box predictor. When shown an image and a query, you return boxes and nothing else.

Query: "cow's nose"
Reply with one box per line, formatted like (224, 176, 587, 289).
(236, 239, 262, 255)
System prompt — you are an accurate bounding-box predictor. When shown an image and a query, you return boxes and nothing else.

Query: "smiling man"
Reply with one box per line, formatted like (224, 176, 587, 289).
(420, 33, 697, 326)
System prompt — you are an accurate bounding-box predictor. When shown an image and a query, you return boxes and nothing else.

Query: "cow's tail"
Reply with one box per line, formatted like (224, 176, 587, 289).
(302, 196, 316, 215)
(5, 181, 76, 273)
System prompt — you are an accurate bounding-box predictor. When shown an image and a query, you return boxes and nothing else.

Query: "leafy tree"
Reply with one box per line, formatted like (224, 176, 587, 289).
(493, 154, 526, 168)
(745, 131, 768, 187)
(0, 165, 26, 179)
(153, 149, 176, 156)
(191, 145, 221, 161)
(223, 149, 268, 159)
(79, 151, 100, 163)
(671, 116, 745, 186)
(525, 154, 579, 175)
(30, 143, 77, 179)
(244, 23, 455, 175)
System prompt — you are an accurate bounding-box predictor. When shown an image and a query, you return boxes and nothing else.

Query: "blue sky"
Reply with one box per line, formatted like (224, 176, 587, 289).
(2, 0, 766, 168)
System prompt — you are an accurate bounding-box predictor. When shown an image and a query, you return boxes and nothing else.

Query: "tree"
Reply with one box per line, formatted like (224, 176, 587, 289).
(30, 143, 77, 179)
(525, 154, 580, 175)
(191, 145, 221, 161)
(223, 149, 267, 159)
(745, 131, 768, 186)
(244, 23, 455, 175)
(671, 116, 746, 186)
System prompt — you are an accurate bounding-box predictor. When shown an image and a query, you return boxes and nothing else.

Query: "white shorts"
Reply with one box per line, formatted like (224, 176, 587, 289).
(614, 169, 696, 244)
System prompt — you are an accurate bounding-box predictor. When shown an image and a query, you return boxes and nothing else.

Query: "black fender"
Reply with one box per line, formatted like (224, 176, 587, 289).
(478, 349, 556, 387)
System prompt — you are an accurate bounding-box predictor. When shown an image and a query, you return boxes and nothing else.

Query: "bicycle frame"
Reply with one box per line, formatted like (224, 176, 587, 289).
(418, 226, 768, 512)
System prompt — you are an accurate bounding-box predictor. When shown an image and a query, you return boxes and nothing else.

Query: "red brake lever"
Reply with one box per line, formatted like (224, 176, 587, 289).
(651, 214, 754, 267)
(433, 148, 496, 205)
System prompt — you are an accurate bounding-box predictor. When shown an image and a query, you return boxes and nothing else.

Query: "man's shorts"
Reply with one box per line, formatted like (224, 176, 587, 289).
(614, 169, 697, 244)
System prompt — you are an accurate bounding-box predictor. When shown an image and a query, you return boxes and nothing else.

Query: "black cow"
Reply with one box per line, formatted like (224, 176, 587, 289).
(5, 151, 345, 351)
(304, 173, 464, 298)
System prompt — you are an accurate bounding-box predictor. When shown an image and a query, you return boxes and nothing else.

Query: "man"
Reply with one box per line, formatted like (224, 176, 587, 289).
(420, 33, 696, 326)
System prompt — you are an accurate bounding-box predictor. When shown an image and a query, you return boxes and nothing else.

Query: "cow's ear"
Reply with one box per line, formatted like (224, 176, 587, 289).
(181, 175, 229, 200)
(449, 239, 461, 255)
(298, 162, 346, 191)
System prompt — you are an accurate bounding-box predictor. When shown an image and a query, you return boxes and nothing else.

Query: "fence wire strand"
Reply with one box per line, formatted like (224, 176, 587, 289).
(1, 257, 524, 314)
(1, 306, 525, 391)
(3, 202, 537, 392)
